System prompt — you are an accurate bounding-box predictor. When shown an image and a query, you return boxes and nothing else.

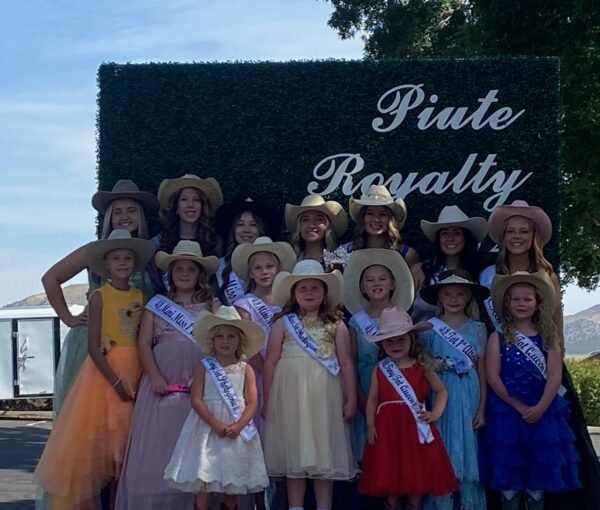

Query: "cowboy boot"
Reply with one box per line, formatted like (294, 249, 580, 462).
(500, 492, 521, 510)
(524, 493, 544, 510)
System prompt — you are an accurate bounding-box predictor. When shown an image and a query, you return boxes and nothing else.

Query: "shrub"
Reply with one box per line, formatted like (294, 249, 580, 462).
(566, 358, 600, 426)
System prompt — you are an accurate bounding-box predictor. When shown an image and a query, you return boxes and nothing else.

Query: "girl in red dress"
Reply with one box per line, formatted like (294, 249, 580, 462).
(358, 307, 457, 510)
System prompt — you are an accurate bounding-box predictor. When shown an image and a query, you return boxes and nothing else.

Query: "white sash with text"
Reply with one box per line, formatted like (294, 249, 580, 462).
(428, 317, 477, 367)
(145, 295, 196, 343)
(247, 295, 275, 331)
(352, 310, 380, 338)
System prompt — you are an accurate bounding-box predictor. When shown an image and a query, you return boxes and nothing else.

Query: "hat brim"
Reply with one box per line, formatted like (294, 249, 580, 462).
(488, 205, 552, 246)
(91, 190, 159, 215)
(349, 198, 407, 228)
(231, 242, 296, 280)
(87, 237, 156, 279)
(193, 311, 264, 359)
(158, 177, 224, 215)
(272, 269, 343, 307)
(491, 272, 556, 316)
(366, 321, 432, 343)
(419, 280, 490, 306)
(155, 252, 219, 275)
(216, 199, 281, 240)
(343, 249, 414, 315)
(285, 201, 348, 238)
(420, 217, 488, 242)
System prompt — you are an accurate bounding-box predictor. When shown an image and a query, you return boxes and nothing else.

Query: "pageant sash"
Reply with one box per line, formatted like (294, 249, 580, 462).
(484, 297, 503, 332)
(352, 310, 380, 338)
(513, 331, 566, 396)
(428, 317, 477, 367)
(378, 358, 434, 444)
(283, 313, 340, 376)
(480, 266, 503, 332)
(246, 295, 275, 331)
(201, 356, 257, 441)
(145, 295, 196, 343)
(223, 271, 246, 306)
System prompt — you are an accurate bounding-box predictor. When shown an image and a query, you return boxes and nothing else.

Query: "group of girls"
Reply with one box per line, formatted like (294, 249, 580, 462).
(33, 173, 599, 510)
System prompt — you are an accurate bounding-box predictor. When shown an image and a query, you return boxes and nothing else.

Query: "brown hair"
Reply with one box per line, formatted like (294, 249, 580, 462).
(272, 280, 343, 325)
(377, 331, 435, 371)
(290, 213, 338, 256)
(352, 207, 403, 250)
(166, 261, 214, 305)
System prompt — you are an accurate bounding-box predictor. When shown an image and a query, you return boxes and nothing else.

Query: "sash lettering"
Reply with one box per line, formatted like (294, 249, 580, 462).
(353, 311, 379, 338)
(283, 313, 340, 375)
(145, 295, 196, 343)
(223, 272, 246, 306)
(201, 357, 257, 441)
(378, 358, 434, 444)
(428, 317, 477, 367)
(247, 295, 275, 331)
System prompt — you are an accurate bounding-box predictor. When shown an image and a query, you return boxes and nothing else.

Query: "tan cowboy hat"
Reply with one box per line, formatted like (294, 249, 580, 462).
(231, 236, 296, 279)
(91, 179, 159, 214)
(491, 271, 556, 316)
(421, 205, 488, 242)
(86, 229, 155, 279)
(157, 174, 224, 215)
(285, 194, 348, 238)
(366, 306, 431, 343)
(488, 200, 552, 246)
(420, 269, 490, 306)
(343, 249, 414, 314)
(155, 240, 219, 274)
(272, 259, 344, 307)
(349, 185, 407, 227)
(193, 306, 264, 359)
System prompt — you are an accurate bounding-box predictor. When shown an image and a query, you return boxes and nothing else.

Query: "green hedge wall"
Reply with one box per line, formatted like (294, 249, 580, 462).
(566, 358, 600, 426)
(97, 58, 560, 266)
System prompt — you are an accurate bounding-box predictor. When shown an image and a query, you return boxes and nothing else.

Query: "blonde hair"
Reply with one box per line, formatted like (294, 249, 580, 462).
(290, 214, 338, 256)
(100, 200, 149, 239)
(500, 284, 558, 350)
(434, 286, 480, 321)
(496, 218, 553, 276)
(246, 251, 281, 292)
(352, 207, 403, 250)
(206, 325, 247, 360)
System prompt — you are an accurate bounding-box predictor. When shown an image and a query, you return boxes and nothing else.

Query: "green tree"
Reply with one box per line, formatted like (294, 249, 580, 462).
(327, 0, 600, 289)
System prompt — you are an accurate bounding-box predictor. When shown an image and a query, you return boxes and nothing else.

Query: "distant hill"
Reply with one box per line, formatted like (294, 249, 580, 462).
(2, 284, 88, 309)
(564, 304, 600, 355)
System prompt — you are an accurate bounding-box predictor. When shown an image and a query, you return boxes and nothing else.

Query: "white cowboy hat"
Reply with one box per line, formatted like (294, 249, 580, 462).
(272, 259, 344, 307)
(285, 194, 348, 238)
(231, 236, 296, 279)
(91, 179, 159, 214)
(155, 240, 219, 274)
(420, 205, 488, 242)
(419, 269, 490, 306)
(366, 306, 431, 343)
(343, 249, 414, 314)
(491, 271, 556, 316)
(488, 200, 552, 246)
(157, 174, 224, 216)
(193, 306, 264, 359)
(86, 229, 155, 279)
(349, 185, 407, 227)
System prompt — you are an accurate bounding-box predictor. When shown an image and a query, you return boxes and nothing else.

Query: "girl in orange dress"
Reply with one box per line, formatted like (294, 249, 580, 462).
(34, 229, 154, 510)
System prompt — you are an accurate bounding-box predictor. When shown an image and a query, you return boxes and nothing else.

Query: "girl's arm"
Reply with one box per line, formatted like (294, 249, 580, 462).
(87, 291, 133, 402)
(137, 310, 168, 395)
(404, 247, 421, 268)
(42, 244, 89, 327)
(336, 321, 357, 420)
(191, 364, 228, 437)
(550, 271, 565, 356)
(485, 332, 527, 415)
(225, 363, 258, 439)
(522, 345, 562, 424)
(262, 318, 284, 419)
(365, 368, 379, 445)
(410, 262, 425, 289)
(419, 369, 447, 423)
(234, 306, 251, 321)
(473, 355, 487, 429)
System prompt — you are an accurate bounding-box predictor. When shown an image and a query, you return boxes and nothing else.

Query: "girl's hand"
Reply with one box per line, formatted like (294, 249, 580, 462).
(512, 400, 529, 416)
(522, 405, 544, 424)
(343, 401, 356, 421)
(66, 310, 88, 327)
(211, 421, 228, 438)
(472, 409, 486, 430)
(113, 380, 135, 402)
(224, 422, 243, 439)
(367, 425, 377, 445)
(417, 409, 440, 424)
(150, 374, 168, 395)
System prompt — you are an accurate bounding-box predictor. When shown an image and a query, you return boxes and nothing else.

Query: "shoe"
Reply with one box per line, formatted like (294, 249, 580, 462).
(524, 493, 544, 510)
(500, 492, 521, 510)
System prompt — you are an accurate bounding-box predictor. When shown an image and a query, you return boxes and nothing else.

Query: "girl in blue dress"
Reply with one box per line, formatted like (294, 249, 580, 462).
(419, 269, 490, 510)
(480, 271, 580, 510)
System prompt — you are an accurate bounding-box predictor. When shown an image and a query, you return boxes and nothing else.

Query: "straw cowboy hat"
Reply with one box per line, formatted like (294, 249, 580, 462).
(231, 236, 296, 279)
(193, 306, 264, 359)
(91, 179, 159, 214)
(155, 240, 219, 275)
(419, 269, 490, 306)
(491, 271, 556, 316)
(349, 185, 407, 227)
(157, 174, 224, 215)
(488, 200, 552, 246)
(343, 249, 414, 314)
(272, 259, 344, 307)
(366, 306, 431, 343)
(285, 194, 348, 238)
(216, 197, 281, 240)
(420, 205, 488, 242)
(86, 229, 155, 279)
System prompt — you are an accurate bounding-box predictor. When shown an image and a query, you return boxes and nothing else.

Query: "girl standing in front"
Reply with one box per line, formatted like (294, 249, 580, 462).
(358, 307, 457, 510)
(263, 259, 358, 510)
(115, 240, 220, 510)
(34, 229, 155, 509)
(480, 271, 580, 510)
(418, 269, 490, 510)
(164, 306, 269, 510)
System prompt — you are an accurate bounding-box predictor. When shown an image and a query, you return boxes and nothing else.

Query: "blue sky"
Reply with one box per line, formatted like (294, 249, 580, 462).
(0, 0, 598, 314)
